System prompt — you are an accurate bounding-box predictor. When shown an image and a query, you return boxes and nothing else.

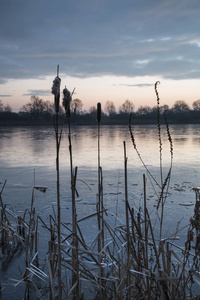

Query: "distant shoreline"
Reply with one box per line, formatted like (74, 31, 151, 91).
(1, 120, 200, 126)
(1, 109, 200, 126)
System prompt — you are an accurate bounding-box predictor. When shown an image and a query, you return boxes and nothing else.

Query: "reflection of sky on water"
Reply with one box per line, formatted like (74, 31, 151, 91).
(1, 124, 200, 173)
(1, 124, 200, 242)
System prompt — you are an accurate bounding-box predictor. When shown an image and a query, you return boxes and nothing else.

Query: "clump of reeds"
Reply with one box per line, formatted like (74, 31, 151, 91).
(0, 180, 24, 272)
(0, 179, 50, 298)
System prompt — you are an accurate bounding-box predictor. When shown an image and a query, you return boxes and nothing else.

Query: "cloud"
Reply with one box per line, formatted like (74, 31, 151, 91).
(117, 83, 154, 87)
(0, 0, 200, 82)
(0, 94, 12, 97)
(23, 89, 51, 96)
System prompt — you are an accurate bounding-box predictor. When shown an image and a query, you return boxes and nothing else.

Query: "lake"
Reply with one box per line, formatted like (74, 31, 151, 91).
(1, 124, 200, 230)
(0, 124, 200, 298)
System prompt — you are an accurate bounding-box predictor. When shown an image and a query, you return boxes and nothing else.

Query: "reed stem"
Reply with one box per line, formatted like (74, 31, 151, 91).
(55, 104, 62, 300)
(97, 102, 104, 298)
(68, 113, 79, 299)
(123, 141, 131, 299)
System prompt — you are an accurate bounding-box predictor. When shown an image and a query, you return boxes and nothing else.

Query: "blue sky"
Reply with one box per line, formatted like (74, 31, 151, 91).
(1, 0, 200, 111)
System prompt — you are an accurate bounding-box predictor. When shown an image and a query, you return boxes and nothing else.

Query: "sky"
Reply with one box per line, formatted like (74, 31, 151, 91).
(1, 0, 200, 112)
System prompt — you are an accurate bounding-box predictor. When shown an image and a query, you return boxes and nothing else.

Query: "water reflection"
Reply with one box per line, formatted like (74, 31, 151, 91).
(173, 137, 188, 144)
(1, 124, 200, 245)
(1, 124, 200, 171)
(192, 138, 200, 145)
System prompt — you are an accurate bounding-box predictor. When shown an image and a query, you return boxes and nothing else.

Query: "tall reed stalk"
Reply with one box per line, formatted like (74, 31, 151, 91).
(155, 81, 164, 239)
(63, 85, 79, 299)
(97, 102, 104, 298)
(123, 141, 131, 299)
(97, 103, 104, 250)
(51, 65, 62, 299)
(155, 82, 173, 239)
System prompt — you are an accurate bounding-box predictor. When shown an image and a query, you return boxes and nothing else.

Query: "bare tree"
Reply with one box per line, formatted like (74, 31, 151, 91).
(0, 100, 4, 112)
(20, 96, 45, 114)
(137, 105, 152, 115)
(3, 104, 12, 112)
(71, 98, 83, 114)
(89, 106, 97, 114)
(104, 101, 116, 116)
(192, 99, 200, 111)
(172, 100, 190, 113)
(43, 100, 55, 114)
(0, 100, 12, 113)
(20, 96, 57, 119)
(119, 99, 135, 113)
(160, 104, 169, 113)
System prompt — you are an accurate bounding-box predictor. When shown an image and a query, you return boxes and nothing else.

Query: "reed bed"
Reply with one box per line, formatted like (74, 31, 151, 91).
(1, 73, 200, 299)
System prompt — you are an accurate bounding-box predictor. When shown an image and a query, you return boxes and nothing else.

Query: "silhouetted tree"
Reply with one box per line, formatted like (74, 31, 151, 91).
(89, 106, 97, 114)
(43, 100, 55, 114)
(160, 104, 169, 113)
(20, 96, 57, 120)
(104, 101, 116, 115)
(0, 100, 11, 112)
(192, 99, 200, 111)
(0, 100, 4, 112)
(172, 100, 190, 113)
(20, 96, 45, 115)
(137, 105, 152, 115)
(3, 104, 12, 112)
(119, 99, 135, 113)
(71, 98, 83, 114)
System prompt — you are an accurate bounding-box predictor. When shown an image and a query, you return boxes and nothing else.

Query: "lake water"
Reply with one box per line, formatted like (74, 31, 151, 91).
(1, 124, 200, 297)
(1, 124, 200, 231)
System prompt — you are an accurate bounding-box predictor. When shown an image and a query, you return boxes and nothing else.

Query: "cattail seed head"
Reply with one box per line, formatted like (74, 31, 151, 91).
(52, 76, 61, 113)
(52, 76, 61, 96)
(97, 102, 101, 123)
(63, 86, 72, 116)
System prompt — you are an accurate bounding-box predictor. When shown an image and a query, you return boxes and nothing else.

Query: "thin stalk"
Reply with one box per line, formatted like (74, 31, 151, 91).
(51, 65, 62, 299)
(55, 104, 62, 300)
(67, 116, 79, 299)
(155, 81, 163, 187)
(143, 174, 150, 298)
(97, 110, 102, 252)
(97, 102, 103, 298)
(155, 81, 165, 241)
(123, 141, 130, 299)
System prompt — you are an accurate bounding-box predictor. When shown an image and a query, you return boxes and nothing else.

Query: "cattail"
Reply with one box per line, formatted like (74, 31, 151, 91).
(62, 86, 72, 117)
(97, 102, 101, 123)
(52, 76, 61, 96)
(52, 76, 61, 113)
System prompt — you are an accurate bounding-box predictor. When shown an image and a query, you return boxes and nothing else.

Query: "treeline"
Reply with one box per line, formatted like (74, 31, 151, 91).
(1, 96, 200, 126)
